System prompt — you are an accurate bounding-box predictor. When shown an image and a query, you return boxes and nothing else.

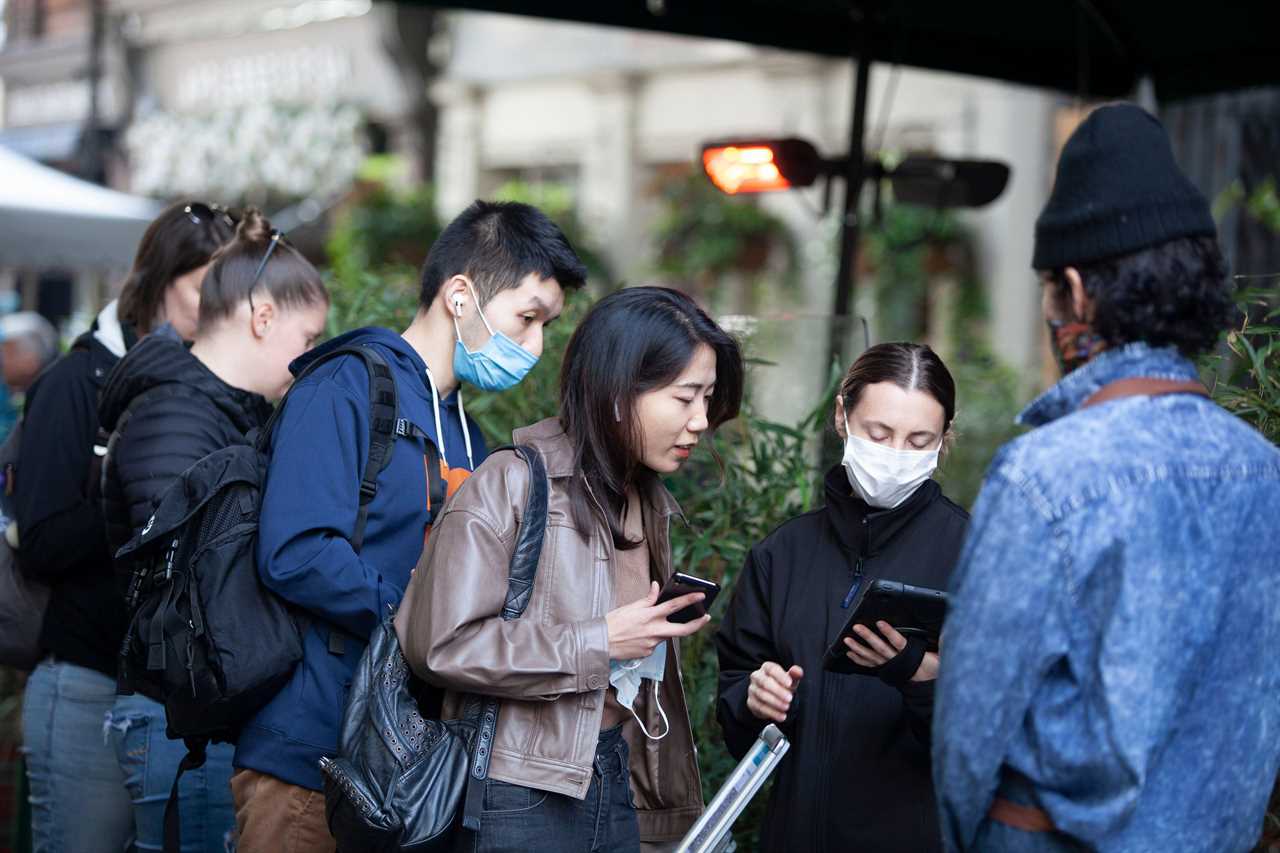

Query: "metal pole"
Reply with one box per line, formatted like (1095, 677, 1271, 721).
(832, 46, 871, 322)
(80, 0, 106, 182)
(819, 27, 873, 467)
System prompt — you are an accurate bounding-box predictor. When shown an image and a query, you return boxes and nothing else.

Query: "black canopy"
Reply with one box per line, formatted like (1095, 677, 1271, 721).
(426, 0, 1273, 101)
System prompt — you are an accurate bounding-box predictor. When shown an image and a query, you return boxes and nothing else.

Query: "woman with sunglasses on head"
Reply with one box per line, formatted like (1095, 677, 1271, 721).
(13, 200, 235, 853)
(395, 287, 744, 853)
(97, 209, 329, 852)
(715, 342, 970, 853)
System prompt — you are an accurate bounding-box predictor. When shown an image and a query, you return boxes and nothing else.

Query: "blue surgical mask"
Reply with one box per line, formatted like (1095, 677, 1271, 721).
(452, 283, 538, 391)
(608, 641, 670, 740)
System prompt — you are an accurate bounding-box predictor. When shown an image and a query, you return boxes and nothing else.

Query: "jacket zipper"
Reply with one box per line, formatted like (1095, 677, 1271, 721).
(819, 550, 866, 848)
(840, 557, 865, 609)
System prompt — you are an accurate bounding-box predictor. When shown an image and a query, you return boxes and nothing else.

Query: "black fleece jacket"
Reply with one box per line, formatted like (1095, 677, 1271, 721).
(14, 328, 124, 676)
(715, 466, 969, 853)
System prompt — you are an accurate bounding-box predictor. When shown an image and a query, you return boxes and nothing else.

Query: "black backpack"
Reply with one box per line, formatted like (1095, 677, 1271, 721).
(112, 343, 430, 852)
(321, 445, 548, 853)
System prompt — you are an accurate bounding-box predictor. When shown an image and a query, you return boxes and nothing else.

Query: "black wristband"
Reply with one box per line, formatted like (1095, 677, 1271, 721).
(876, 636, 927, 687)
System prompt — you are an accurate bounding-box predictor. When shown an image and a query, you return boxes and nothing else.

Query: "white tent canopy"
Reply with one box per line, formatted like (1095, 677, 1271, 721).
(0, 145, 162, 269)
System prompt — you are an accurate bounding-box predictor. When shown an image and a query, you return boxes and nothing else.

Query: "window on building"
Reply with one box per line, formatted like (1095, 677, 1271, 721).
(3, 0, 47, 44)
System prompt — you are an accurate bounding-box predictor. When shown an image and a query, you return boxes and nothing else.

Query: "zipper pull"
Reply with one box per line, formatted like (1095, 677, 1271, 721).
(163, 537, 179, 580)
(840, 558, 865, 609)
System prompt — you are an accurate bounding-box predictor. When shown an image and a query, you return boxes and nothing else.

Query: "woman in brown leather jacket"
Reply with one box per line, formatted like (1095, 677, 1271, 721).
(396, 287, 744, 853)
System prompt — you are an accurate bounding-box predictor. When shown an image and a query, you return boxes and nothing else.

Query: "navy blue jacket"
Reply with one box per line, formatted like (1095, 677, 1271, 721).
(234, 327, 487, 791)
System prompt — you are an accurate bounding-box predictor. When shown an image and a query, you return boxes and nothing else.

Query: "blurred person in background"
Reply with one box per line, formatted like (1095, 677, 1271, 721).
(100, 208, 328, 853)
(0, 311, 60, 441)
(13, 201, 234, 853)
(715, 342, 968, 853)
(934, 104, 1280, 852)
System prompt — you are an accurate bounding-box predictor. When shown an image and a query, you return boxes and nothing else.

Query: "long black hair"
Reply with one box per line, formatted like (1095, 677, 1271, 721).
(118, 200, 235, 334)
(559, 286, 744, 548)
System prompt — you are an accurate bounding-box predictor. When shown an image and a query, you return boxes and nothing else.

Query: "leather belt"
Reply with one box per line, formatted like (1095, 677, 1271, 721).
(988, 797, 1056, 833)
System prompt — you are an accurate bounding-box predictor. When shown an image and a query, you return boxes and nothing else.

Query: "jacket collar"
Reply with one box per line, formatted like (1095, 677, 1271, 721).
(1018, 342, 1199, 428)
(512, 417, 683, 518)
(822, 463, 940, 556)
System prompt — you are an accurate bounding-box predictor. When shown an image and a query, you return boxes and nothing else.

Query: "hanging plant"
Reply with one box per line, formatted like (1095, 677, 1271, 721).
(125, 101, 366, 206)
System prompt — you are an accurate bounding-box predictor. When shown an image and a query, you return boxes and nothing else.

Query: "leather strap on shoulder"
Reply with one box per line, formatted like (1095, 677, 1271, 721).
(1081, 377, 1209, 410)
(462, 443, 548, 832)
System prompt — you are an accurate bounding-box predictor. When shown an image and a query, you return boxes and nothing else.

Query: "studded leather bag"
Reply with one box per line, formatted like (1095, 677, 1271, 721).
(320, 445, 548, 852)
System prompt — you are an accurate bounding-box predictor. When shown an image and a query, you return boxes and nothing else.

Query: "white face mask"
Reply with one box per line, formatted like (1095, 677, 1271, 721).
(841, 417, 941, 509)
(608, 642, 670, 740)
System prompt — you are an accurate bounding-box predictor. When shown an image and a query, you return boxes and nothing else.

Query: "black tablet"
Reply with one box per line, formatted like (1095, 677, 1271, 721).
(822, 579, 948, 675)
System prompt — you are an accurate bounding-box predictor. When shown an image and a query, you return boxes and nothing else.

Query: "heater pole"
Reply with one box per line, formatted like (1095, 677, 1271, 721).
(819, 19, 873, 467)
(832, 44, 871, 323)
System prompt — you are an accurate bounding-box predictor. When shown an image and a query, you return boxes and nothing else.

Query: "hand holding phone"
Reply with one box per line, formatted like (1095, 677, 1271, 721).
(606, 581, 709, 660)
(657, 572, 721, 623)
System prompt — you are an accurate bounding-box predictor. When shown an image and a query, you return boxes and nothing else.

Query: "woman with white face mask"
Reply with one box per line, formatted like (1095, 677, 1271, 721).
(715, 342, 969, 853)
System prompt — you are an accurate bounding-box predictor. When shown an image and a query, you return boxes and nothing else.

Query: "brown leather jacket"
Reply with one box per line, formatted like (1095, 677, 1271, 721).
(394, 418, 704, 843)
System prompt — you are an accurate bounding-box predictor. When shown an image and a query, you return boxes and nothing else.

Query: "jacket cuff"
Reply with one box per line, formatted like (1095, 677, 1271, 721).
(575, 617, 611, 693)
(876, 636, 927, 687)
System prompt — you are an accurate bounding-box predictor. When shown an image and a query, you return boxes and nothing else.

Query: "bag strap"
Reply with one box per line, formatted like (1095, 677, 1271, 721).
(462, 444, 549, 831)
(254, 343, 400, 553)
(162, 737, 207, 853)
(1081, 377, 1209, 410)
(255, 344, 402, 656)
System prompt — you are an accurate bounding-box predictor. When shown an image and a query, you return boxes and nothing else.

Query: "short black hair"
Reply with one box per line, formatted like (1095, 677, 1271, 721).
(418, 200, 588, 309)
(1049, 235, 1237, 359)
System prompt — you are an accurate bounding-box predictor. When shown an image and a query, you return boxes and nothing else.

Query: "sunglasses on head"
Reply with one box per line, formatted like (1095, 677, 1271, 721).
(184, 202, 239, 230)
(248, 230, 285, 316)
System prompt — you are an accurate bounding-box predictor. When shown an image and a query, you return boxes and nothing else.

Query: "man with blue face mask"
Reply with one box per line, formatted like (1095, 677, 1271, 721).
(233, 201, 587, 853)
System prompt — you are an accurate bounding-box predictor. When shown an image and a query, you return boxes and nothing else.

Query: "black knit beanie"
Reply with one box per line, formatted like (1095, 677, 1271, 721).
(1032, 103, 1217, 271)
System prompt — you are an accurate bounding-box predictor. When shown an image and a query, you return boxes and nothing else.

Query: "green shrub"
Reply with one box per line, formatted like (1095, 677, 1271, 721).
(1210, 294, 1280, 446)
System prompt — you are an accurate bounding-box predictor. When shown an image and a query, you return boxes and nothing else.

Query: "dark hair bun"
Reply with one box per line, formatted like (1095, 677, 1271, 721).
(235, 207, 274, 245)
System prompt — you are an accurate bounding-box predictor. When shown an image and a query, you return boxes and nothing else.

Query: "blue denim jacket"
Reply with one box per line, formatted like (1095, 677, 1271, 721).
(934, 343, 1280, 852)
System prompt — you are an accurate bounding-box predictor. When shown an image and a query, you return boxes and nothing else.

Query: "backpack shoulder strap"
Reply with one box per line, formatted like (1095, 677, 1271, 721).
(256, 343, 399, 554)
(258, 344, 399, 658)
(346, 346, 398, 554)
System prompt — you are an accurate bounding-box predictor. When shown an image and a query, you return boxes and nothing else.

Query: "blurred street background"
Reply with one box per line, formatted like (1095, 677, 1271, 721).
(1, 2, 1277, 847)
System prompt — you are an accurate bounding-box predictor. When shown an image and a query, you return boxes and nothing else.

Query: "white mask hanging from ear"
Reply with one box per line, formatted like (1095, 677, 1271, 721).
(841, 416, 940, 509)
(607, 642, 670, 740)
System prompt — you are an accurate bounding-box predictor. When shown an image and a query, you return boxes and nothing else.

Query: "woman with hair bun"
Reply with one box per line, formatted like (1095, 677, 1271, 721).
(98, 208, 329, 852)
(15, 200, 235, 853)
(715, 342, 970, 853)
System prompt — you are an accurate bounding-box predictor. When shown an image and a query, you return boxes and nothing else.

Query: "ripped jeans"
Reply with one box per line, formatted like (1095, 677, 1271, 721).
(106, 693, 237, 853)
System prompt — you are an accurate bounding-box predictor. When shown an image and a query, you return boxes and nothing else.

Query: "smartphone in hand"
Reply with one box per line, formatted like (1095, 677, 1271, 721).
(657, 572, 721, 623)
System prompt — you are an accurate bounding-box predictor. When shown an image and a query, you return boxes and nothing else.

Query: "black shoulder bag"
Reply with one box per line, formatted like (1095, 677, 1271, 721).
(321, 444, 549, 853)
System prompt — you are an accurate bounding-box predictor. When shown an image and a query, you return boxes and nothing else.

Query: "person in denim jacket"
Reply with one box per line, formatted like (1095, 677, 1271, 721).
(934, 103, 1280, 852)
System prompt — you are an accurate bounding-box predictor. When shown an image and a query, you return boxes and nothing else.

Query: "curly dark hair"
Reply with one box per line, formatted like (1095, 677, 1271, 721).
(1050, 235, 1237, 358)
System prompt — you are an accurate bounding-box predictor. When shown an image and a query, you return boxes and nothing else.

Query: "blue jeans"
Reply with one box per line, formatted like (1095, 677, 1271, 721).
(467, 725, 640, 853)
(22, 659, 132, 853)
(106, 693, 236, 853)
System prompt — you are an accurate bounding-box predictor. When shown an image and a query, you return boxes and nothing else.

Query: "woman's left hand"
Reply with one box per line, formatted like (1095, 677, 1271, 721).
(844, 621, 939, 682)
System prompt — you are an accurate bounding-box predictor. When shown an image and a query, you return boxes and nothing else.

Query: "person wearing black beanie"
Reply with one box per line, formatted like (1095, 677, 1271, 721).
(933, 102, 1280, 852)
